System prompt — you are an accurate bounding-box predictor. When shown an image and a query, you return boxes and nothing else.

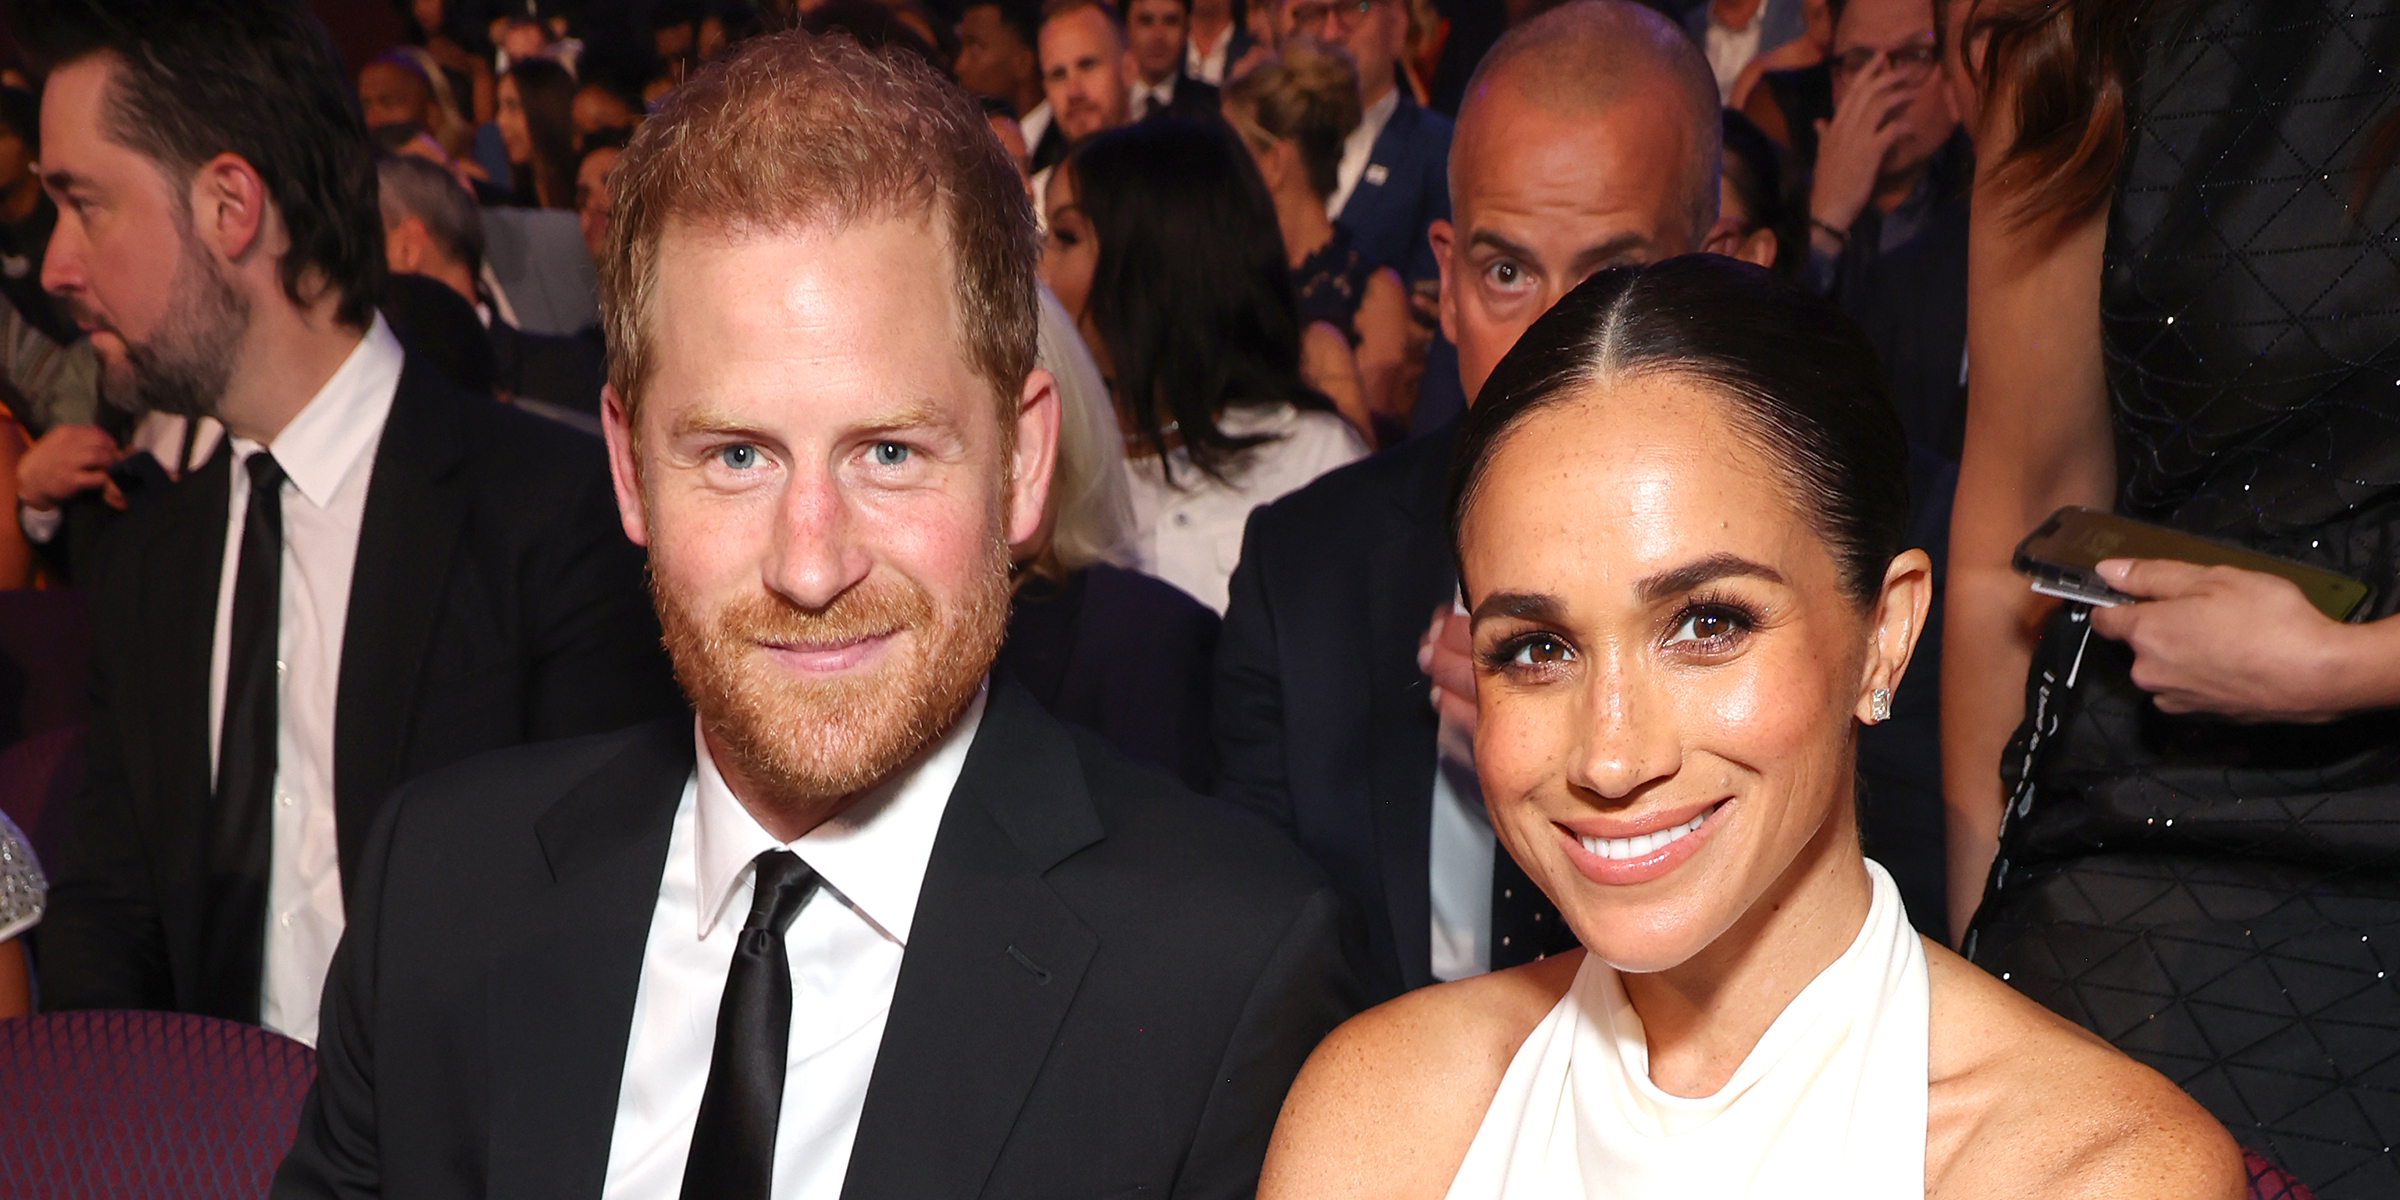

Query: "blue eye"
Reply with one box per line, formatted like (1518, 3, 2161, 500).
(719, 444, 759, 470)
(871, 441, 910, 467)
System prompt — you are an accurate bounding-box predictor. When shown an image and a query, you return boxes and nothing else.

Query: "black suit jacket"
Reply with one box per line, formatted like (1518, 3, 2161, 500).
(1138, 72, 1222, 125)
(486, 318, 607, 415)
(1215, 424, 1461, 1003)
(273, 682, 1356, 1199)
(996, 562, 1219, 793)
(37, 356, 682, 1019)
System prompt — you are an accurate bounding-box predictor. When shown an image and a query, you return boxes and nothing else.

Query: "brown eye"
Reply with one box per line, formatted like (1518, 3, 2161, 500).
(1665, 604, 1753, 646)
(1507, 633, 1574, 667)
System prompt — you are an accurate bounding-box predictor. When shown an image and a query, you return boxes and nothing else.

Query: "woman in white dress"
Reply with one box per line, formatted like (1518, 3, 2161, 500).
(1038, 118, 1367, 614)
(1258, 256, 2242, 1199)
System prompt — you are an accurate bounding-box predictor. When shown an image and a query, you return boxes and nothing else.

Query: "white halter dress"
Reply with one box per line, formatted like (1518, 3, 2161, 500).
(1444, 859, 1930, 1200)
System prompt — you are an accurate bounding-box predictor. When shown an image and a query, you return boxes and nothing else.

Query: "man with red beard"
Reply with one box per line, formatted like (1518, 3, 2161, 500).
(277, 31, 1354, 1200)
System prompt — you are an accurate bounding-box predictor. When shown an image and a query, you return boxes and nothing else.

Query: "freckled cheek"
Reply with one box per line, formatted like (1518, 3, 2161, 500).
(844, 483, 1007, 597)
(1474, 686, 1583, 812)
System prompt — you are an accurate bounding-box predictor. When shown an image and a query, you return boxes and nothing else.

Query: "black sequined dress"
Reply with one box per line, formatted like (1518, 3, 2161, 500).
(1965, 5, 2400, 1193)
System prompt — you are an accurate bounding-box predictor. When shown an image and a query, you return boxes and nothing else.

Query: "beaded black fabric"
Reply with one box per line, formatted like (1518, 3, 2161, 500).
(1293, 225, 1376, 345)
(1966, 4, 2400, 1194)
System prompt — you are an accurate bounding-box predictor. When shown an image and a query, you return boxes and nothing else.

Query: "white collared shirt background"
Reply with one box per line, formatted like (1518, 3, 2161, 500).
(1327, 86, 1402, 221)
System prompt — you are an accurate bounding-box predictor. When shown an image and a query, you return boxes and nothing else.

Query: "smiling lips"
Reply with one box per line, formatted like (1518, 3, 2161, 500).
(758, 631, 895, 674)
(1559, 799, 1729, 886)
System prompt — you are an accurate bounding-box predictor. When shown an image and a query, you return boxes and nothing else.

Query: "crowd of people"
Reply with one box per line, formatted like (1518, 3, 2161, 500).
(0, 0, 2393, 1195)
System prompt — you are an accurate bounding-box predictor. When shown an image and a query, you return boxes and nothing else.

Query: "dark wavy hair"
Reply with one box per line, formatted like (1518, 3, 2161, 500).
(17, 0, 386, 328)
(1067, 118, 1329, 484)
(1449, 255, 1909, 605)
(503, 57, 581, 210)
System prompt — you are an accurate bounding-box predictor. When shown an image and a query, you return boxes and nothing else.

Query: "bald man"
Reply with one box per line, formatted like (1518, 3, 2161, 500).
(1214, 1, 1729, 1006)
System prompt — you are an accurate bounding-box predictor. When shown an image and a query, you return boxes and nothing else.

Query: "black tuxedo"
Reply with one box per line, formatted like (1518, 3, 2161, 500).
(1135, 72, 1222, 125)
(1214, 423, 1577, 1004)
(486, 318, 606, 415)
(37, 356, 682, 1019)
(273, 682, 1355, 1199)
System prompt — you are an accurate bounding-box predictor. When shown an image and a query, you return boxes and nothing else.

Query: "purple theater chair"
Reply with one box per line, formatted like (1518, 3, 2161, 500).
(0, 1010, 314, 1199)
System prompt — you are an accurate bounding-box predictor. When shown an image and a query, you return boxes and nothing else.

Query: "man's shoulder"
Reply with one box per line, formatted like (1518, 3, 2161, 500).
(1066, 722, 1329, 909)
(1384, 96, 1454, 154)
(1243, 425, 1453, 558)
(387, 718, 685, 839)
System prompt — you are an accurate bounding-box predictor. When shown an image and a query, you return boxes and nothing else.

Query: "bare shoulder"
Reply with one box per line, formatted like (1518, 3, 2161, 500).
(1257, 951, 1583, 1200)
(1922, 939, 2244, 1200)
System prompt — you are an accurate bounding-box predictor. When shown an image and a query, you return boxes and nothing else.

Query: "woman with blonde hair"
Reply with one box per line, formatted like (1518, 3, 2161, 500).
(1223, 40, 1413, 431)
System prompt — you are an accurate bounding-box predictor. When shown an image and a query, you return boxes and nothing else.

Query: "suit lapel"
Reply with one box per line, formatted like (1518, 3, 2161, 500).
(145, 445, 233, 813)
(333, 358, 471, 889)
(841, 683, 1104, 1200)
(1366, 425, 1459, 993)
(486, 720, 693, 1200)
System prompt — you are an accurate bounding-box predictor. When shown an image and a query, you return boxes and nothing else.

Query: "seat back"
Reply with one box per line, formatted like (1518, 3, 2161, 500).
(0, 1010, 315, 1199)
(0, 588, 92, 749)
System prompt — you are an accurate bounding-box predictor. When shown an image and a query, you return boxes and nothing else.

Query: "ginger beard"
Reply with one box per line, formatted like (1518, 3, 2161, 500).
(651, 532, 1013, 812)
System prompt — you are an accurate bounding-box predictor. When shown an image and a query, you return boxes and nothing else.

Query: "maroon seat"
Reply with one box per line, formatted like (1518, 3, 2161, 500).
(0, 1010, 315, 1199)
(2247, 1147, 2317, 1200)
(0, 588, 92, 749)
(0, 722, 82, 868)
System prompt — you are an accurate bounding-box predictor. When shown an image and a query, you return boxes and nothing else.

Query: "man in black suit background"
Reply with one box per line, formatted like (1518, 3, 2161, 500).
(376, 154, 607, 415)
(277, 31, 1352, 1200)
(1215, 0, 1733, 1005)
(25, 0, 679, 1042)
(1126, 0, 1223, 122)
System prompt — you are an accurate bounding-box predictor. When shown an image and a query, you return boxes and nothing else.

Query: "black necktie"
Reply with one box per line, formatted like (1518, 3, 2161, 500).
(682, 850, 821, 1200)
(199, 450, 285, 1021)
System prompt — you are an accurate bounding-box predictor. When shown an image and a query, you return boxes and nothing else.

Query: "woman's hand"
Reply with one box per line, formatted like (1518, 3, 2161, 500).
(2088, 557, 2396, 722)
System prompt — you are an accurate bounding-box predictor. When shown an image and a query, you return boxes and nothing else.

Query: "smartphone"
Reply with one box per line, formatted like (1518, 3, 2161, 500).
(2012, 506, 2370, 621)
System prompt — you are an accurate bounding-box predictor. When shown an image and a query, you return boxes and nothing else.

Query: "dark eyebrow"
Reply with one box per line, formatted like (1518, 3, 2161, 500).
(1471, 590, 1564, 625)
(39, 168, 86, 195)
(1634, 553, 1786, 604)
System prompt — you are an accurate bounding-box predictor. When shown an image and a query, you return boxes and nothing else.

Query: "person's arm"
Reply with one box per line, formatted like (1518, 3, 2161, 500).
(34, 543, 175, 1009)
(1354, 268, 1412, 424)
(2078, 557, 2400, 720)
(1300, 321, 1373, 441)
(1213, 509, 1299, 830)
(1940, 94, 2114, 945)
(1171, 886, 1358, 1200)
(520, 449, 684, 739)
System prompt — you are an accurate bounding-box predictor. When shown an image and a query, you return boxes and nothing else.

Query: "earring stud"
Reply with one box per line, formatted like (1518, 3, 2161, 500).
(1868, 687, 1892, 723)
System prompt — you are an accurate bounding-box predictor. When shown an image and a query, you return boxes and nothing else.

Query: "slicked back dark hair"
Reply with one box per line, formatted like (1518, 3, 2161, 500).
(16, 0, 385, 328)
(1449, 255, 1910, 606)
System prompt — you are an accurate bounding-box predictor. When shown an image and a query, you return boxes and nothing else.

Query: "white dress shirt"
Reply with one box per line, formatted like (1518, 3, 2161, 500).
(1131, 76, 1177, 121)
(1121, 403, 1367, 614)
(1018, 99, 1055, 155)
(1326, 86, 1401, 221)
(601, 689, 987, 1200)
(1704, 3, 1768, 102)
(208, 316, 405, 1045)
(1186, 24, 1234, 85)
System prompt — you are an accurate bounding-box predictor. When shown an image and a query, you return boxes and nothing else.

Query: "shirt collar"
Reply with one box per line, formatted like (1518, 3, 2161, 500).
(1188, 24, 1233, 74)
(1134, 77, 1175, 113)
(692, 683, 988, 945)
(238, 314, 405, 509)
(1360, 86, 1400, 144)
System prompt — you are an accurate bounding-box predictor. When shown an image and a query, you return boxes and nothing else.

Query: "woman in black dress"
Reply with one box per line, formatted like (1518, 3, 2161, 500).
(1222, 41, 1411, 435)
(1943, 1, 2400, 1192)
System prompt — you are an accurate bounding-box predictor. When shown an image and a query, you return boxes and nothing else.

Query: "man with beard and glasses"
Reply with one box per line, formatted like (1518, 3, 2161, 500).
(25, 0, 680, 1043)
(274, 31, 1355, 1200)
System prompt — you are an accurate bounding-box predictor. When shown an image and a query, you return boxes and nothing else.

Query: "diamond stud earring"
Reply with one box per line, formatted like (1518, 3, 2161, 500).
(1868, 687, 1892, 723)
